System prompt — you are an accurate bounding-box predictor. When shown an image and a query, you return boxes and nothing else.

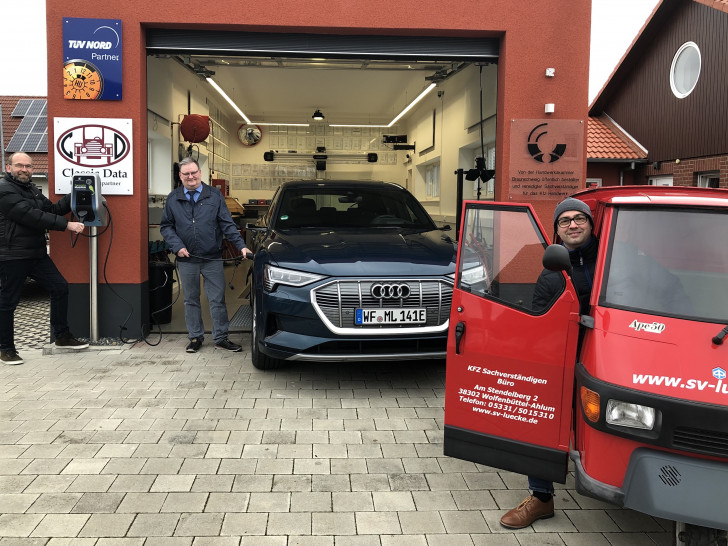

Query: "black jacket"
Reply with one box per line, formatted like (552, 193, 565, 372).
(532, 236, 599, 315)
(0, 172, 71, 261)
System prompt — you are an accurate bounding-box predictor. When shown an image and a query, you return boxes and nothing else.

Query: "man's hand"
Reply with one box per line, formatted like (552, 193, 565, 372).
(240, 248, 253, 259)
(177, 248, 190, 258)
(66, 221, 85, 234)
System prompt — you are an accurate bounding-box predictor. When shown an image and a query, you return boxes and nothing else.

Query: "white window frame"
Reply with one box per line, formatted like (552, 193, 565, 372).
(698, 172, 720, 189)
(586, 177, 602, 188)
(670, 41, 701, 99)
(649, 176, 674, 187)
(425, 162, 440, 198)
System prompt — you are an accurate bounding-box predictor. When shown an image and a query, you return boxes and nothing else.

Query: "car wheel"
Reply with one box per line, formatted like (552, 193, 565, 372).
(250, 291, 284, 370)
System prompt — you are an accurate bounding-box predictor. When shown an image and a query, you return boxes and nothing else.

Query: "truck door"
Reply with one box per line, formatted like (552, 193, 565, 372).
(444, 202, 582, 483)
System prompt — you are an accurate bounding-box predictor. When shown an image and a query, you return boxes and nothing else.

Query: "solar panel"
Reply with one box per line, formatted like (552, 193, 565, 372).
(27, 101, 44, 116)
(6, 133, 28, 152)
(24, 134, 42, 150)
(33, 117, 47, 132)
(11, 99, 33, 117)
(17, 116, 36, 133)
(5, 99, 48, 154)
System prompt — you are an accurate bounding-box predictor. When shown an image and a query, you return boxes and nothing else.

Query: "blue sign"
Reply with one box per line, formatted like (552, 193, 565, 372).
(63, 18, 122, 101)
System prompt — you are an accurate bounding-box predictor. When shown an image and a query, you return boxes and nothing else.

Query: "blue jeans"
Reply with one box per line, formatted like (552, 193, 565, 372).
(528, 476, 554, 495)
(177, 259, 230, 343)
(0, 256, 70, 351)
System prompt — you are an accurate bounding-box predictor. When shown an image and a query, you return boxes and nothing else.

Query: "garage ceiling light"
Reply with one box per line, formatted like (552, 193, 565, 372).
(206, 77, 251, 124)
(312, 109, 325, 121)
(254, 122, 310, 127)
(331, 83, 436, 128)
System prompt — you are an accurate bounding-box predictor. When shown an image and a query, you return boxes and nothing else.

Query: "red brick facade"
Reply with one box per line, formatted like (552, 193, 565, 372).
(637, 154, 728, 187)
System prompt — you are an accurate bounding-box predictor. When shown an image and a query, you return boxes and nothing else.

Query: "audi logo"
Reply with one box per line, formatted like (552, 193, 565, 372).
(370, 283, 411, 299)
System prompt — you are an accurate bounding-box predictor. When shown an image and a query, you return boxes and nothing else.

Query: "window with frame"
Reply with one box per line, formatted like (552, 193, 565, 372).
(698, 172, 719, 189)
(670, 41, 701, 99)
(425, 162, 440, 198)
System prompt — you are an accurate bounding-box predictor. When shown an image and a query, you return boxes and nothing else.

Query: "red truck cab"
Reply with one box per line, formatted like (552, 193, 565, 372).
(444, 186, 728, 544)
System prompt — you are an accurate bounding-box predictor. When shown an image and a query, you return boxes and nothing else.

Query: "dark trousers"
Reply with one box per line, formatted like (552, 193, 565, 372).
(0, 256, 70, 351)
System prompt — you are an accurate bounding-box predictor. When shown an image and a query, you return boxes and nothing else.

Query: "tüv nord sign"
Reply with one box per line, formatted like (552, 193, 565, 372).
(54, 118, 133, 195)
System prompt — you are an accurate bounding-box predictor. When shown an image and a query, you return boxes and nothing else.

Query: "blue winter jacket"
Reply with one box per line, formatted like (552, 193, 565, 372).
(160, 183, 246, 262)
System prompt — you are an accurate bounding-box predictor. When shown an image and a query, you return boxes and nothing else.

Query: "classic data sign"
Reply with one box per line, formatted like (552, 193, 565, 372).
(63, 18, 122, 101)
(508, 119, 584, 201)
(54, 118, 133, 195)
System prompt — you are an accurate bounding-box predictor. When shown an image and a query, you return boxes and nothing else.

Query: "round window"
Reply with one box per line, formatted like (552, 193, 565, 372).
(670, 41, 701, 98)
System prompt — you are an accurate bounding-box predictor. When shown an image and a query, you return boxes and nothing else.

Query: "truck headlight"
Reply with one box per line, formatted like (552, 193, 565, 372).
(606, 399, 656, 430)
(263, 265, 325, 292)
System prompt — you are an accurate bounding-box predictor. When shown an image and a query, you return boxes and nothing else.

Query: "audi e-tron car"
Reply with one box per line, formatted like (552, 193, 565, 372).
(245, 180, 457, 370)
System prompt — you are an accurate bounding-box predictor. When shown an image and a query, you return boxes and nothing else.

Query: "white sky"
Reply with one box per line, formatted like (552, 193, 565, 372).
(3, 0, 658, 103)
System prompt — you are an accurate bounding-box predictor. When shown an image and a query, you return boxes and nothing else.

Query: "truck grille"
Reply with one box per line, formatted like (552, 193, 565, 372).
(313, 279, 453, 330)
(673, 426, 728, 459)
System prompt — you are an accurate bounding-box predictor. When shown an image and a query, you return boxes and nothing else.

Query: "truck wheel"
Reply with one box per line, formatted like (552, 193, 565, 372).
(250, 294, 283, 370)
(673, 522, 727, 546)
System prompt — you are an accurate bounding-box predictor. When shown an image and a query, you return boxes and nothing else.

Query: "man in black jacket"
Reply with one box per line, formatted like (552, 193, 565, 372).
(500, 196, 598, 529)
(0, 153, 88, 365)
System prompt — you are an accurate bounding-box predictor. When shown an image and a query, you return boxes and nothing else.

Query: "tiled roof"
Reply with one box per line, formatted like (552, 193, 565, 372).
(693, 0, 728, 13)
(0, 95, 48, 174)
(587, 116, 648, 160)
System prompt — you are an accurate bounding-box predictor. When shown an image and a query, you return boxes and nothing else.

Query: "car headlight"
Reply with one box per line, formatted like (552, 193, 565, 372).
(448, 263, 488, 285)
(263, 265, 326, 292)
(605, 399, 656, 430)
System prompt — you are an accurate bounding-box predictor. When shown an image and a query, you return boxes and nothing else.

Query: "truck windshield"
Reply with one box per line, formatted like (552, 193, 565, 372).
(601, 207, 728, 323)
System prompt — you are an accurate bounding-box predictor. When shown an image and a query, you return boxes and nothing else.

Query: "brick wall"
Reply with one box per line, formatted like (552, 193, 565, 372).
(635, 153, 728, 187)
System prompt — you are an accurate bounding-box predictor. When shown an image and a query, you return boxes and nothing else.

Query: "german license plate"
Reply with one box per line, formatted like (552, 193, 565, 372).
(355, 308, 426, 325)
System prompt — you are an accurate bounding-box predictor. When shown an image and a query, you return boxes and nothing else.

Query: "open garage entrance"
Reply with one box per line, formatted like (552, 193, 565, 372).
(145, 30, 500, 332)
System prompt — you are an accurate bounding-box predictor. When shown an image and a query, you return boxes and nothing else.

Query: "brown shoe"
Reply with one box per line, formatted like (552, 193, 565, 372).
(500, 495, 554, 529)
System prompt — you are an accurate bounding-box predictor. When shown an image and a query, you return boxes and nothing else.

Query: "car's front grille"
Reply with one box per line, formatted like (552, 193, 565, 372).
(313, 279, 453, 330)
(672, 426, 728, 459)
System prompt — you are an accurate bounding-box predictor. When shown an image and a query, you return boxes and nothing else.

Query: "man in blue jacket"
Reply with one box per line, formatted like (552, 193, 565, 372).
(0, 153, 89, 366)
(160, 157, 251, 353)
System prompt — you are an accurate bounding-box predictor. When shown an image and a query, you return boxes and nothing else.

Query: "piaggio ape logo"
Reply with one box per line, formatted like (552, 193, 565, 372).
(56, 124, 130, 167)
(527, 122, 567, 163)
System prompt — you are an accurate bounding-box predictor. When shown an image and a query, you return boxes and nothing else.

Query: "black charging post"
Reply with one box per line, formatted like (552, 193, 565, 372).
(70, 173, 107, 341)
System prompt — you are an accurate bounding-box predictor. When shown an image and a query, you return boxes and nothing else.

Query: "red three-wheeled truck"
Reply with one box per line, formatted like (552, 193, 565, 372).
(444, 186, 728, 545)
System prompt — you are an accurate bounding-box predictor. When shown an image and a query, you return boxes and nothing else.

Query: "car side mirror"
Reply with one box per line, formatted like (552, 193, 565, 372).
(439, 224, 452, 231)
(543, 244, 571, 274)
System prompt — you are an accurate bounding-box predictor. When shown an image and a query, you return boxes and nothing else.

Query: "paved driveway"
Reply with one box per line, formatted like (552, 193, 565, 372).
(0, 335, 673, 544)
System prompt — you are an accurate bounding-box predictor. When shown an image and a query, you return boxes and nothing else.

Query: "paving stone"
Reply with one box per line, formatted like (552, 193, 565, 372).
(0, 513, 45, 537)
(126, 513, 180, 537)
(30, 513, 90, 537)
(0, 493, 39, 513)
(77, 513, 134, 537)
(174, 513, 224, 536)
(161, 492, 208, 512)
(70, 492, 125, 513)
(116, 492, 167, 513)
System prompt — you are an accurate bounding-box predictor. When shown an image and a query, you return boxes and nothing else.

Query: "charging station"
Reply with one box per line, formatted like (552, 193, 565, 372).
(70, 173, 108, 342)
(71, 174, 107, 226)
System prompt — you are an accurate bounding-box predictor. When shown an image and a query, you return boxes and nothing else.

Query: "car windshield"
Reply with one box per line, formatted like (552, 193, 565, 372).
(274, 186, 437, 230)
(601, 207, 728, 323)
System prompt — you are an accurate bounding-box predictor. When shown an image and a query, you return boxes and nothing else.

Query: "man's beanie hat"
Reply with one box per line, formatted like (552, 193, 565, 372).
(553, 197, 593, 228)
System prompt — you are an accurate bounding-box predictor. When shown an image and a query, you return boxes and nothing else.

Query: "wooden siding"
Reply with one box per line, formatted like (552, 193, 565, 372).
(603, 2, 728, 162)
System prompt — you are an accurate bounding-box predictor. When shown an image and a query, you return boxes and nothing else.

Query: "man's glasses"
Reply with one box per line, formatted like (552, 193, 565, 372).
(180, 170, 199, 178)
(12, 163, 33, 169)
(557, 214, 589, 228)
